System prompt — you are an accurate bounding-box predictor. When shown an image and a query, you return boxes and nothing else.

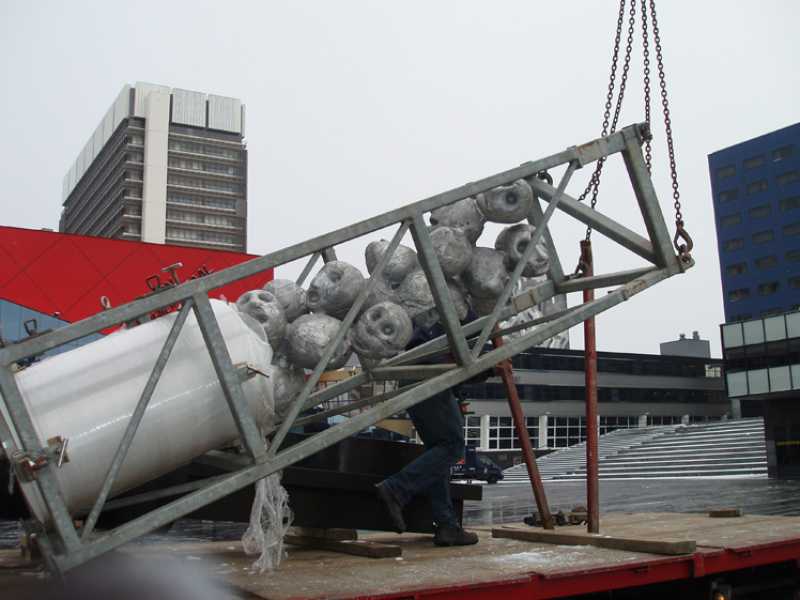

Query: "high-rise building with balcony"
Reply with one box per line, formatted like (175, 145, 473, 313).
(59, 82, 247, 252)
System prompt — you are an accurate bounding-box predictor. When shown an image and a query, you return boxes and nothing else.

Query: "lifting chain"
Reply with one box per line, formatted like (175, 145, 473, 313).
(577, 0, 692, 271)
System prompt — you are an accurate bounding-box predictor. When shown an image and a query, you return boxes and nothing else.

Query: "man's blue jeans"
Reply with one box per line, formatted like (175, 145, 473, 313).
(381, 389, 465, 528)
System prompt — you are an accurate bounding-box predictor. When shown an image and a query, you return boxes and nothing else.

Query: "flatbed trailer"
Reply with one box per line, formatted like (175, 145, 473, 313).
(3, 512, 800, 598)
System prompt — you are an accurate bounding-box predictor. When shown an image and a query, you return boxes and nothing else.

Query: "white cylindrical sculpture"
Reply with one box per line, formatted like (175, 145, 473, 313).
(476, 179, 534, 223)
(11, 300, 274, 523)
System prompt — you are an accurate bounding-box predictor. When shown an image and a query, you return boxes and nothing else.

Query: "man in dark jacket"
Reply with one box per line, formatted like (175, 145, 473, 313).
(375, 318, 482, 546)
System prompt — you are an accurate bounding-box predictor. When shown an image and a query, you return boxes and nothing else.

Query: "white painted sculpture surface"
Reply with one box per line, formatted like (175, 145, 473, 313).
(236, 289, 288, 349)
(12, 300, 274, 522)
(495, 224, 550, 277)
(263, 279, 307, 322)
(430, 226, 473, 277)
(461, 247, 511, 300)
(285, 313, 352, 369)
(364, 240, 419, 286)
(476, 179, 534, 223)
(272, 364, 306, 416)
(306, 261, 366, 320)
(429, 197, 485, 244)
(351, 301, 413, 359)
(501, 277, 570, 349)
(396, 269, 436, 327)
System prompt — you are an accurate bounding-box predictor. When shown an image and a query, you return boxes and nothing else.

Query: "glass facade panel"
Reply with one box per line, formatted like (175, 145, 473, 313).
(722, 322, 744, 347)
(769, 366, 791, 392)
(743, 320, 765, 345)
(787, 312, 800, 338)
(793, 365, 800, 390)
(764, 315, 787, 341)
(727, 371, 748, 397)
(749, 369, 769, 395)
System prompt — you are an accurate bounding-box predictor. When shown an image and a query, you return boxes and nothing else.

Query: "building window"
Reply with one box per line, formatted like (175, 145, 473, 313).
(728, 288, 750, 303)
(746, 179, 769, 195)
(599, 416, 638, 435)
(718, 189, 738, 203)
(773, 145, 794, 162)
(778, 171, 800, 186)
(781, 196, 800, 212)
(464, 415, 481, 448)
(725, 262, 747, 276)
(755, 255, 777, 270)
(758, 281, 779, 296)
(787, 249, 800, 262)
(717, 165, 736, 179)
(648, 416, 683, 426)
(720, 213, 741, 228)
(723, 238, 744, 251)
(748, 204, 771, 219)
(743, 155, 764, 169)
(784, 222, 800, 237)
(790, 276, 800, 290)
(752, 230, 775, 245)
(547, 416, 585, 448)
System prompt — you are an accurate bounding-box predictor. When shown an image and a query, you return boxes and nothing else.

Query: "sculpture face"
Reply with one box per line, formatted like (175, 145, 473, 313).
(430, 226, 474, 277)
(352, 302, 413, 359)
(285, 313, 352, 370)
(235, 290, 288, 349)
(306, 261, 366, 320)
(364, 240, 419, 286)
(477, 179, 534, 224)
(263, 279, 307, 322)
(429, 197, 486, 244)
(495, 224, 550, 277)
(462, 247, 510, 299)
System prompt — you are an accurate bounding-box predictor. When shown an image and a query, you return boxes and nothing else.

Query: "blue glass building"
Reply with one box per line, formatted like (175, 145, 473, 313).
(709, 123, 800, 323)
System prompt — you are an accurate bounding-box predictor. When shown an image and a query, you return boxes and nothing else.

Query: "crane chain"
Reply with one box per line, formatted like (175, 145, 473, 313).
(649, 0, 692, 262)
(579, 0, 636, 246)
(578, 0, 692, 265)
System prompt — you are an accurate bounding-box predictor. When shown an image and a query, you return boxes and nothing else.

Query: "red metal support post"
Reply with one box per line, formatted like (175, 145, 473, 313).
(491, 332, 554, 530)
(581, 240, 600, 533)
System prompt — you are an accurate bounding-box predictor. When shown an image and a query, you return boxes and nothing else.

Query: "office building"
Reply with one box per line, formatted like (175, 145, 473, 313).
(710, 123, 800, 478)
(709, 123, 800, 322)
(59, 83, 247, 252)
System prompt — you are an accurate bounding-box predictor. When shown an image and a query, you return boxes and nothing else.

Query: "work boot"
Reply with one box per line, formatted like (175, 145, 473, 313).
(433, 525, 479, 547)
(375, 481, 406, 533)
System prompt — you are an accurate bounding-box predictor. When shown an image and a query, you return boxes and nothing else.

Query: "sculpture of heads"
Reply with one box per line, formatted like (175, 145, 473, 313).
(430, 226, 474, 277)
(351, 302, 413, 360)
(461, 247, 511, 300)
(495, 224, 550, 277)
(429, 197, 486, 244)
(396, 269, 435, 326)
(477, 179, 534, 224)
(272, 364, 306, 417)
(263, 279, 307, 322)
(306, 261, 366, 320)
(365, 240, 419, 286)
(285, 313, 352, 370)
(235, 290, 288, 350)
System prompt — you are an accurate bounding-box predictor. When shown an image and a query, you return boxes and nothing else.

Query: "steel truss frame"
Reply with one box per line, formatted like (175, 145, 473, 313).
(0, 122, 691, 575)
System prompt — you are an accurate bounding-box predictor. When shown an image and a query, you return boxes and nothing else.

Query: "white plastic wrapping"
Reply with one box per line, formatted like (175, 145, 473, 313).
(14, 300, 274, 522)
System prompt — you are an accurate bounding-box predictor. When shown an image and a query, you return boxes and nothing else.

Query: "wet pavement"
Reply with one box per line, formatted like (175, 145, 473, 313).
(3, 476, 800, 550)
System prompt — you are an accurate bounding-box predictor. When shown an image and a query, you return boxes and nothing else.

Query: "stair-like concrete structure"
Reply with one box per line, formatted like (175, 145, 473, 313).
(502, 418, 767, 482)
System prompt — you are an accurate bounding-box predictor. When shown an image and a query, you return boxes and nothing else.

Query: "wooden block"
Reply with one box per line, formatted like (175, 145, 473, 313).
(289, 527, 358, 540)
(492, 527, 696, 556)
(708, 508, 742, 518)
(285, 535, 402, 558)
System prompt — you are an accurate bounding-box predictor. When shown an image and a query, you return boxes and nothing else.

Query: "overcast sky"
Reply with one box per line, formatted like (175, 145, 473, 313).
(1, 1, 798, 357)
